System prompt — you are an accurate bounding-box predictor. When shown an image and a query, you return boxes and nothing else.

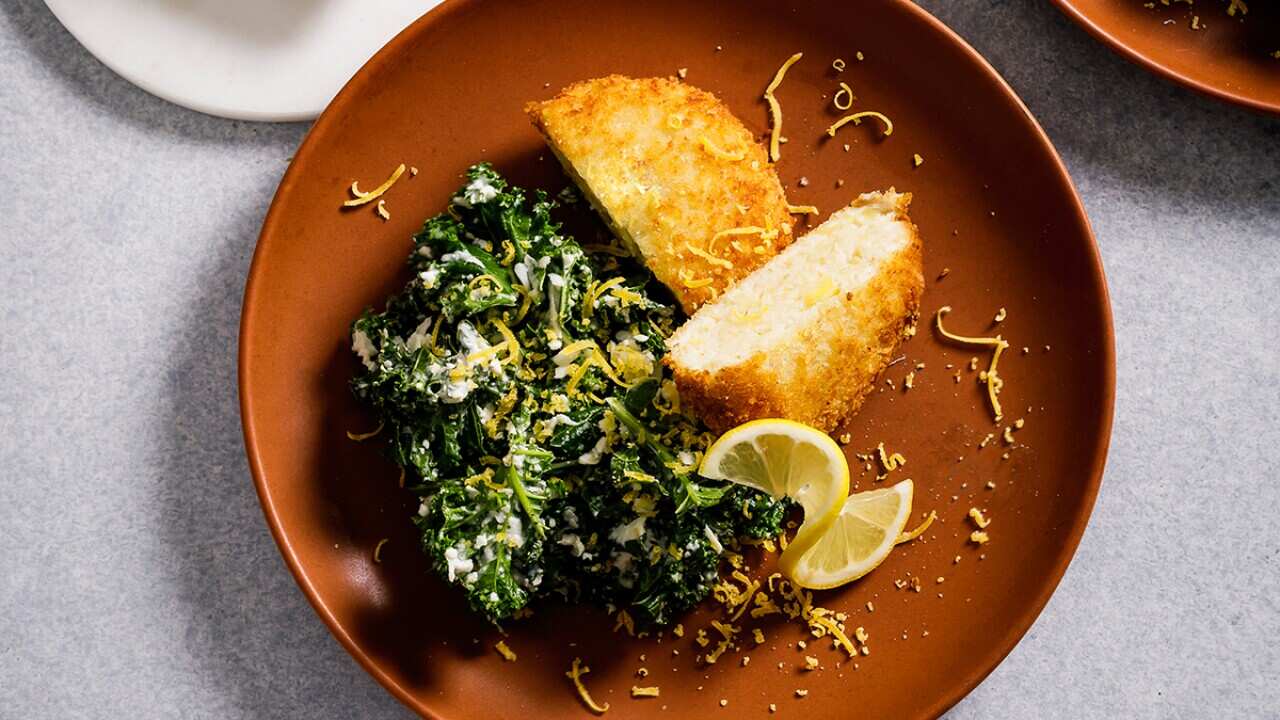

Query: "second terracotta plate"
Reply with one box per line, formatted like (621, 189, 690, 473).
(1053, 0, 1280, 114)
(240, 0, 1115, 718)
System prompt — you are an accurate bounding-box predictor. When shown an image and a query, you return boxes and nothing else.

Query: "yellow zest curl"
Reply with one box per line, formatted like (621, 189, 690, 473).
(566, 658, 609, 714)
(826, 111, 894, 138)
(490, 317, 521, 364)
(935, 306, 1011, 421)
(346, 422, 384, 441)
(877, 442, 906, 471)
(344, 163, 406, 207)
(897, 510, 937, 544)
(833, 81, 854, 111)
(685, 243, 733, 268)
(764, 52, 803, 162)
(582, 277, 625, 321)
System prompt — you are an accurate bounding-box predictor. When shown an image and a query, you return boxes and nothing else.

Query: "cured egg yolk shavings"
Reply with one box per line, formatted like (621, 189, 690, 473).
(896, 510, 937, 545)
(826, 111, 894, 138)
(493, 640, 517, 661)
(877, 442, 906, 471)
(968, 507, 991, 529)
(566, 658, 610, 714)
(833, 82, 854, 111)
(699, 136, 747, 162)
(344, 163, 407, 207)
(763, 52, 803, 162)
(935, 306, 1011, 421)
(372, 538, 389, 563)
(346, 422, 384, 442)
(631, 686, 660, 698)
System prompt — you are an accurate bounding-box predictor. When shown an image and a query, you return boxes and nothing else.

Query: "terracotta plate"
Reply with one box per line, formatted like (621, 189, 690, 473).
(1052, 0, 1280, 114)
(240, 1, 1115, 717)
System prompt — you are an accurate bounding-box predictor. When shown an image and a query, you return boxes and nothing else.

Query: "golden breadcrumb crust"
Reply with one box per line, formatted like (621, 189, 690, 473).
(527, 75, 794, 313)
(667, 193, 924, 433)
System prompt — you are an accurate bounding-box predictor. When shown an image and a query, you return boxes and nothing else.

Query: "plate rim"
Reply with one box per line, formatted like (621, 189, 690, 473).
(239, 0, 1117, 717)
(1050, 0, 1280, 116)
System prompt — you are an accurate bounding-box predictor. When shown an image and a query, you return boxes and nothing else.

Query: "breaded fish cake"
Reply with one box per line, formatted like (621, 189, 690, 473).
(666, 191, 924, 433)
(527, 75, 795, 313)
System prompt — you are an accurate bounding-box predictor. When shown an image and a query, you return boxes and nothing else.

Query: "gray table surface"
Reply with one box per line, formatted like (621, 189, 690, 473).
(2, 1, 1277, 718)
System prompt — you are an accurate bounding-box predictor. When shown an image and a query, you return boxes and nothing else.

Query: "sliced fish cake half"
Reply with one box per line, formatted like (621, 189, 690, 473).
(527, 75, 795, 313)
(666, 191, 924, 433)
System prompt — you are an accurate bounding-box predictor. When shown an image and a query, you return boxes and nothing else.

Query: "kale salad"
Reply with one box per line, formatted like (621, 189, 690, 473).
(350, 165, 785, 627)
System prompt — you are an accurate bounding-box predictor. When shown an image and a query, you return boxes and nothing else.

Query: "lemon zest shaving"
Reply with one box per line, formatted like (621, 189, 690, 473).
(346, 422, 384, 441)
(344, 163, 406, 207)
(494, 640, 517, 661)
(787, 204, 819, 215)
(678, 270, 714, 289)
(565, 360, 594, 394)
(427, 314, 445, 356)
(699, 136, 746, 162)
(375, 199, 390, 221)
(565, 348, 629, 393)
(372, 538, 389, 563)
(685, 243, 733, 269)
(499, 240, 516, 266)
(826, 111, 894, 138)
(465, 342, 508, 364)
(935, 306, 1011, 421)
(558, 339, 601, 359)
(490, 317, 521, 364)
(467, 274, 501, 292)
(708, 226, 776, 254)
(566, 658, 609, 714)
(582, 277, 625, 321)
(877, 442, 906, 471)
(510, 286, 533, 325)
(763, 52, 803, 162)
(833, 81, 854, 111)
(810, 614, 857, 658)
(609, 286, 645, 305)
(896, 510, 937, 544)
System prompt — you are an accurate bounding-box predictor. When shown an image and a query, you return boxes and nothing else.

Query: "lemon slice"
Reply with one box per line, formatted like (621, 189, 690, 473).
(783, 479, 914, 589)
(699, 419, 850, 563)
